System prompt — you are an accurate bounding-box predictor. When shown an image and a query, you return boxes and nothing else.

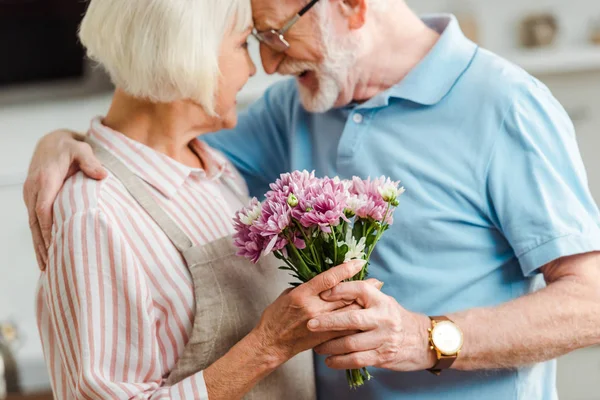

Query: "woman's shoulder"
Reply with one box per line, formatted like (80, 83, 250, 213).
(52, 170, 114, 226)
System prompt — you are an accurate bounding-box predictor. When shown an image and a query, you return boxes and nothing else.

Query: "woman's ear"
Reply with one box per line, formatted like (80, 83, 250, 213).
(337, 0, 367, 30)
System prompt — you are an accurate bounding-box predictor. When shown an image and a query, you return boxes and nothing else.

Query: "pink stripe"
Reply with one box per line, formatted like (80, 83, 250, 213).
(104, 183, 194, 325)
(50, 225, 91, 399)
(117, 132, 187, 184)
(191, 375, 200, 395)
(101, 191, 193, 338)
(94, 132, 184, 194)
(120, 232, 133, 382)
(154, 192, 211, 244)
(181, 183, 229, 238)
(66, 214, 104, 400)
(131, 247, 148, 381)
(153, 302, 180, 367)
(81, 185, 120, 399)
(93, 212, 108, 388)
(106, 218, 120, 381)
(100, 197, 187, 370)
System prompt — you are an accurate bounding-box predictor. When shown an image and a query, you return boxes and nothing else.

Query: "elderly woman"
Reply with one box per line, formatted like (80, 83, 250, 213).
(35, 0, 364, 399)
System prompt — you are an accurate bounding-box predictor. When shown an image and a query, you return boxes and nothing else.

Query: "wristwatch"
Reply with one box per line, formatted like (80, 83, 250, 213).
(427, 316, 463, 375)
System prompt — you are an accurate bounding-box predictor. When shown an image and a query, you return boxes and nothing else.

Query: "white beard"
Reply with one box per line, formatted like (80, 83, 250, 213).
(296, 13, 360, 112)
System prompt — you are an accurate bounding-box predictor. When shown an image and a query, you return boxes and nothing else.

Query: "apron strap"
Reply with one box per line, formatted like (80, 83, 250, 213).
(85, 137, 195, 253)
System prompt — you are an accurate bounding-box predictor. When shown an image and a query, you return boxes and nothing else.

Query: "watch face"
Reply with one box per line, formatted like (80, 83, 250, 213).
(431, 321, 463, 355)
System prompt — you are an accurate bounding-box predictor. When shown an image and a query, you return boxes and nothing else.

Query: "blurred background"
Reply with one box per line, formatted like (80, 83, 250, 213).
(0, 0, 599, 399)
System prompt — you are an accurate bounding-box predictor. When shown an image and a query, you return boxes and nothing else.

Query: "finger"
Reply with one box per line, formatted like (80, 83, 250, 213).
(322, 299, 355, 312)
(76, 143, 107, 180)
(30, 225, 46, 271)
(325, 350, 380, 370)
(34, 243, 45, 271)
(34, 173, 58, 249)
(29, 218, 48, 269)
(364, 278, 384, 290)
(26, 189, 46, 269)
(320, 281, 382, 308)
(307, 309, 376, 332)
(315, 331, 381, 356)
(321, 295, 373, 313)
(301, 260, 365, 296)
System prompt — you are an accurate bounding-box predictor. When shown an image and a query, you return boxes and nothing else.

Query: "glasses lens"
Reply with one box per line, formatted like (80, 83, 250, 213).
(254, 30, 290, 52)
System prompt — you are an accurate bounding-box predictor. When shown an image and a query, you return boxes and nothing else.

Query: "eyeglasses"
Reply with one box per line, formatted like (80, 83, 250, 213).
(252, 0, 322, 53)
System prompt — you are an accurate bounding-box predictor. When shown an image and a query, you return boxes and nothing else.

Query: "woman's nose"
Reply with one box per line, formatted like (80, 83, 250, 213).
(259, 43, 284, 75)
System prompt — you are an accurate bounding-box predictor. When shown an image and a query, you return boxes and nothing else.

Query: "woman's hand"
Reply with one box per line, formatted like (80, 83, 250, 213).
(23, 129, 107, 270)
(251, 260, 383, 364)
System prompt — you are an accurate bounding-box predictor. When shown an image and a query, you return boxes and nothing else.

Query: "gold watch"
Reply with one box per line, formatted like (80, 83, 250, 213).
(427, 316, 463, 375)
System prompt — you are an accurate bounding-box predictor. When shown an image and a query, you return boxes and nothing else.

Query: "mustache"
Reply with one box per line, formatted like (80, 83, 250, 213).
(277, 61, 319, 75)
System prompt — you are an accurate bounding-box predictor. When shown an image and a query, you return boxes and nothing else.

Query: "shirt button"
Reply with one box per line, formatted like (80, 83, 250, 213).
(352, 113, 363, 124)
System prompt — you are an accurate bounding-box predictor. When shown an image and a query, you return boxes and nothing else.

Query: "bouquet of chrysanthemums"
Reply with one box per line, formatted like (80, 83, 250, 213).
(233, 170, 404, 389)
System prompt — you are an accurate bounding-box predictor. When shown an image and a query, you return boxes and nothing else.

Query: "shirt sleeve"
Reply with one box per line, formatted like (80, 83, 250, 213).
(40, 209, 208, 399)
(201, 79, 297, 198)
(486, 79, 600, 276)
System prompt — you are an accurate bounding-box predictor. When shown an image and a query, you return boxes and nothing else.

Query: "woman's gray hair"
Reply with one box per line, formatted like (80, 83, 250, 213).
(79, 0, 252, 114)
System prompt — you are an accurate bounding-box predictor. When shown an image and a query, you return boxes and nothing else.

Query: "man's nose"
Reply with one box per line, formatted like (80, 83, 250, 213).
(259, 43, 285, 75)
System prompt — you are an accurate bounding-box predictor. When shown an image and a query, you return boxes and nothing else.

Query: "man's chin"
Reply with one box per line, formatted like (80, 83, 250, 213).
(297, 87, 341, 113)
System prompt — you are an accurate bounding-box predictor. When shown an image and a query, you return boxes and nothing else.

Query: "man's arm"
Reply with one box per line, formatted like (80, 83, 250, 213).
(307, 251, 600, 371)
(452, 251, 600, 369)
(24, 129, 107, 269)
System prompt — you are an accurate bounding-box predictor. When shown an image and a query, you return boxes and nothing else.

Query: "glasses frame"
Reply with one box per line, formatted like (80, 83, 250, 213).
(252, 0, 322, 52)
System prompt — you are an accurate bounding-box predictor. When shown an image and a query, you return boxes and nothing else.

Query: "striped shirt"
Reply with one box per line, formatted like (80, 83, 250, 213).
(36, 118, 248, 399)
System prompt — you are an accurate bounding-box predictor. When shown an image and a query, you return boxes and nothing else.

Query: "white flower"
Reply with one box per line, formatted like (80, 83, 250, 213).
(343, 228, 366, 263)
(239, 202, 261, 225)
(325, 258, 334, 264)
(378, 181, 405, 202)
(346, 194, 368, 214)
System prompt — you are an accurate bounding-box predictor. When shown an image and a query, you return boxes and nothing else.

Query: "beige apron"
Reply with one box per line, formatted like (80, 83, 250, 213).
(88, 139, 316, 400)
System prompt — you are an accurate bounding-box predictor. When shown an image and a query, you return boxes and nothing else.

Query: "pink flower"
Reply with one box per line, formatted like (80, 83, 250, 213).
(296, 177, 348, 232)
(267, 170, 317, 199)
(253, 199, 293, 255)
(349, 176, 397, 224)
(232, 198, 265, 263)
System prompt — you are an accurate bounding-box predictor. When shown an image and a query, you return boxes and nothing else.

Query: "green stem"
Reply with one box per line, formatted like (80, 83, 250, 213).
(365, 203, 392, 262)
(277, 251, 299, 272)
(286, 235, 313, 281)
(294, 220, 320, 271)
(331, 224, 338, 266)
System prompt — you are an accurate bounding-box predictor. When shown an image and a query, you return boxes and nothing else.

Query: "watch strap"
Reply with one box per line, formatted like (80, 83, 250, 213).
(428, 355, 457, 375)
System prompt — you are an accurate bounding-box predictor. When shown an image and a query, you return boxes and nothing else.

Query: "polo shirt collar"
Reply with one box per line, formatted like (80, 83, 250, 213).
(359, 14, 478, 109)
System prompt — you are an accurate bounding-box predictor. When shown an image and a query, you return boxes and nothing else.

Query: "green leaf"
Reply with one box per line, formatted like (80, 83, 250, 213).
(336, 244, 349, 265)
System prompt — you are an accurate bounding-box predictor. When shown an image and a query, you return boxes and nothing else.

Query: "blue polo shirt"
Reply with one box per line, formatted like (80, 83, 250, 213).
(203, 14, 600, 400)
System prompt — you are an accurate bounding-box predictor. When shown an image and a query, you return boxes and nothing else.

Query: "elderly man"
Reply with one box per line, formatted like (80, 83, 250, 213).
(24, 0, 600, 399)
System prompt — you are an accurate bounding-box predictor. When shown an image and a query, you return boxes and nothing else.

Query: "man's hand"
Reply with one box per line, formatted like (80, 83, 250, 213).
(308, 281, 435, 371)
(23, 130, 107, 270)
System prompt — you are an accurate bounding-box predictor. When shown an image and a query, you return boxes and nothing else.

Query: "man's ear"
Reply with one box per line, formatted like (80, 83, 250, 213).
(337, 0, 367, 30)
